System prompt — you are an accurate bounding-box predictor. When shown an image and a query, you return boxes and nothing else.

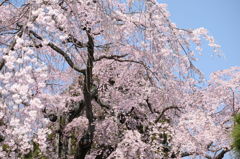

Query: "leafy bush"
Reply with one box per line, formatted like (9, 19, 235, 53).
(232, 114, 240, 155)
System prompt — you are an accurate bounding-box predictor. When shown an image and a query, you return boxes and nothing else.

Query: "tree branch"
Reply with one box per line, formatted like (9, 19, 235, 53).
(0, 0, 8, 6)
(29, 30, 85, 74)
(65, 34, 87, 48)
(94, 54, 128, 62)
(47, 43, 86, 74)
(146, 98, 154, 113)
(155, 106, 180, 123)
(104, 57, 159, 85)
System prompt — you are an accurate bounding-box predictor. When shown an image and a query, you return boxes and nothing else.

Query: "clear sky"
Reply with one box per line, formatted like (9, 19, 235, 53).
(164, 0, 240, 79)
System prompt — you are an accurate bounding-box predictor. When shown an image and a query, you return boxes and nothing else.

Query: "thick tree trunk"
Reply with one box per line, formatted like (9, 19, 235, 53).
(74, 31, 95, 159)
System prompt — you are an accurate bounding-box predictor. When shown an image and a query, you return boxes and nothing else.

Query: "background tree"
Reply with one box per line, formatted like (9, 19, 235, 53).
(0, 0, 238, 159)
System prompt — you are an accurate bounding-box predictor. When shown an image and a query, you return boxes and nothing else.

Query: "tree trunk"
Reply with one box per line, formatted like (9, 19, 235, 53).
(74, 31, 95, 159)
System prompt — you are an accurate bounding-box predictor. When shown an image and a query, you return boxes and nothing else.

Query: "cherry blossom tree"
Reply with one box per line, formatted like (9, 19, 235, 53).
(0, 0, 237, 159)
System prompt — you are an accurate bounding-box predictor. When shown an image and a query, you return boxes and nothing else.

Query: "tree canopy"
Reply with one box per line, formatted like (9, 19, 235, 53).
(0, 0, 239, 159)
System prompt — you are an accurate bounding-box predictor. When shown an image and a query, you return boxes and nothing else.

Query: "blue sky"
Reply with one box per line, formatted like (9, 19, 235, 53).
(164, 0, 240, 79)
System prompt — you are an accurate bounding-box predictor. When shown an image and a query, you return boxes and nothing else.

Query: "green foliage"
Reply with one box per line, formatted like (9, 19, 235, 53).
(22, 142, 47, 159)
(2, 144, 9, 152)
(232, 114, 240, 156)
(234, 113, 240, 125)
(47, 132, 56, 141)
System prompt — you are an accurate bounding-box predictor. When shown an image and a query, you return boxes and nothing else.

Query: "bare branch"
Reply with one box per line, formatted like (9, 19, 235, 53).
(95, 43, 112, 49)
(47, 42, 85, 74)
(94, 54, 128, 62)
